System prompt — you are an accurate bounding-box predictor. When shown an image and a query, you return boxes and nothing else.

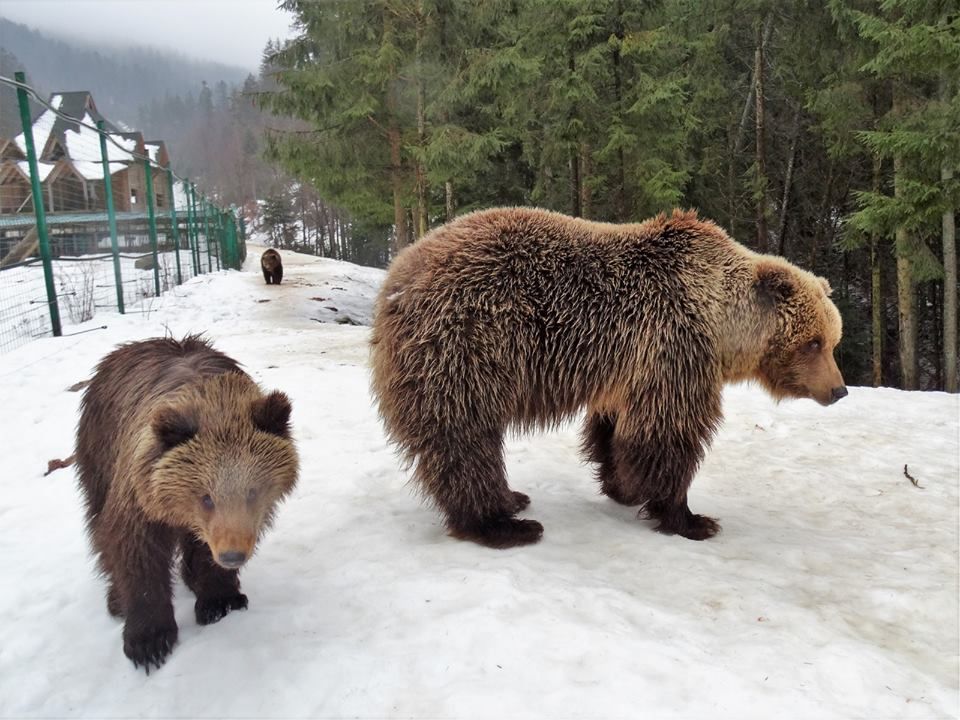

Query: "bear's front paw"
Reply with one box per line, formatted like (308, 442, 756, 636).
(655, 512, 721, 541)
(195, 593, 248, 625)
(123, 621, 178, 673)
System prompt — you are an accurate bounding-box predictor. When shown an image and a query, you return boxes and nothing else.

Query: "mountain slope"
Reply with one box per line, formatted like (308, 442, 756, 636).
(0, 17, 248, 128)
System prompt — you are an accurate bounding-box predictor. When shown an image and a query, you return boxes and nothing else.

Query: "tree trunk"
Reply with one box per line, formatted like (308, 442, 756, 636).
(569, 149, 581, 217)
(414, 1, 429, 240)
(754, 17, 770, 251)
(776, 105, 802, 256)
(611, 0, 626, 221)
(809, 159, 835, 272)
(580, 143, 592, 218)
(728, 15, 773, 233)
(894, 84, 917, 389)
(388, 123, 407, 254)
(942, 73, 958, 392)
(870, 155, 884, 387)
(445, 180, 455, 221)
(568, 49, 581, 218)
(385, 10, 407, 255)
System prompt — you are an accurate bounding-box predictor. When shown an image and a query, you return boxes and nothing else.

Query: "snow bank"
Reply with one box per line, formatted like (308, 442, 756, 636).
(0, 245, 956, 719)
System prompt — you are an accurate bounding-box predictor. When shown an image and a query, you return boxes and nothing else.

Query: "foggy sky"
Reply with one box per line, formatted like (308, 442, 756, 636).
(0, 0, 295, 70)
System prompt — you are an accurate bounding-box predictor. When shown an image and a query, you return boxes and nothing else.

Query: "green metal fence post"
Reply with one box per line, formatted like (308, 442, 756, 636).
(201, 196, 213, 273)
(213, 207, 222, 271)
(142, 157, 160, 295)
(225, 212, 238, 271)
(97, 120, 124, 314)
(184, 179, 199, 276)
(189, 183, 202, 274)
(220, 210, 240, 270)
(14, 71, 62, 337)
(166, 168, 182, 285)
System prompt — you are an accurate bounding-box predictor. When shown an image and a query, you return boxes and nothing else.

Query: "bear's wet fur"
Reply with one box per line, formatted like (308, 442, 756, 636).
(371, 208, 845, 548)
(76, 335, 299, 671)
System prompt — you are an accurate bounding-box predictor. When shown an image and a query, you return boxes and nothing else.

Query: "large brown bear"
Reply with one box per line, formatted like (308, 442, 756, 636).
(371, 208, 846, 549)
(76, 335, 299, 672)
(261, 248, 283, 285)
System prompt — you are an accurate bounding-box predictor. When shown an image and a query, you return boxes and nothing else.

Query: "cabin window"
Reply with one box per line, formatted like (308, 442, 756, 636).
(130, 188, 138, 205)
(156, 192, 165, 209)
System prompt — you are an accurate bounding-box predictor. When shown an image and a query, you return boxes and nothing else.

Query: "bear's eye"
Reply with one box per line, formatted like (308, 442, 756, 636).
(803, 339, 822, 353)
(200, 494, 215, 511)
(246, 488, 258, 503)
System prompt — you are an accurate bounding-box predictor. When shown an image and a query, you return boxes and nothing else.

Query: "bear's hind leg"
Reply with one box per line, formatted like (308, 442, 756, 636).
(418, 431, 542, 549)
(181, 534, 248, 625)
(582, 411, 642, 506)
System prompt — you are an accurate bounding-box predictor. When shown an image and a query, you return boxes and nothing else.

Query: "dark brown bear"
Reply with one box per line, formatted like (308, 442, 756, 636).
(261, 248, 283, 285)
(76, 335, 299, 672)
(370, 208, 845, 549)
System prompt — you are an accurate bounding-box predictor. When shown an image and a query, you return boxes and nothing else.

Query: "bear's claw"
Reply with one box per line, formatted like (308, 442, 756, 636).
(195, 593, 249, 625)
(654, 512, 721, 541)
(123, 622, 178, 673)
(509, 491, 531, 513)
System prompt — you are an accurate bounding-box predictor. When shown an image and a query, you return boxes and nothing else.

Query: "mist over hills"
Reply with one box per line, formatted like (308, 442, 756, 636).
(0, 17, 249, 131)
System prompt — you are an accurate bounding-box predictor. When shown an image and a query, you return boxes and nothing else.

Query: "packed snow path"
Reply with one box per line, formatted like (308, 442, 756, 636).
(0, 245, 957, 718)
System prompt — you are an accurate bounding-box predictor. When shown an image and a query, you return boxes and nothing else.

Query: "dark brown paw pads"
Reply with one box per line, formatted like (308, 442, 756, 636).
(195, 593, 248, 625)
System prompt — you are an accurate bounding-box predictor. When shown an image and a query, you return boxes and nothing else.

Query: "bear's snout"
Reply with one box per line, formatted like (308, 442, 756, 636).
(830, 386, 848, 403)
(217, 550, 247, 568)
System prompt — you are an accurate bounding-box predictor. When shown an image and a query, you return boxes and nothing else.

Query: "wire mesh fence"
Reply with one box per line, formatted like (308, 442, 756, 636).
(0, 73, 246, 353)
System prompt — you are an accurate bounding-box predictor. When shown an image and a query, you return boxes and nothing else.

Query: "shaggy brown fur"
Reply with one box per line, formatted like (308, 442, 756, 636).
(261, 248, 283, 285)
(370, 207, 845, 549)
(75, 335, 299, 672)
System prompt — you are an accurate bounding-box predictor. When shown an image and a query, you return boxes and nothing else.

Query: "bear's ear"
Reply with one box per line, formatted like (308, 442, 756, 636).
(754, 263, 796, 308)
(251, 391, 292, 438)
(818, 277, 833, 297)
(153, 405, 199, 451)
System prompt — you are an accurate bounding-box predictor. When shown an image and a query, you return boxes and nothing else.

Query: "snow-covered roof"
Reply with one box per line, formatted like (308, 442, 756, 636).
(144, 141, 163, 164)
(17, 160, 55, 182)
(14, 95, 62, 156)
(60, 112, 137, 165)
(70, 160, 128, 181)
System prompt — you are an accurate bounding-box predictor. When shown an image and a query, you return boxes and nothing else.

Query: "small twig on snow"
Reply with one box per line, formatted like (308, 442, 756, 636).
(903, 464, 924, 489)
(45, 454, 76, 476)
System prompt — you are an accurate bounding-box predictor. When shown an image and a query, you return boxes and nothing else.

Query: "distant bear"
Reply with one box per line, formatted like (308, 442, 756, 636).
(76, 336, 299, 672)
(261, 248, 283, 285)
(371, 208, 846, 549)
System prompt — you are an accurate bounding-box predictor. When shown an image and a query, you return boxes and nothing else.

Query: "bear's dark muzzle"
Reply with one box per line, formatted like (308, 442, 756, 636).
(218, 551, 247, 568)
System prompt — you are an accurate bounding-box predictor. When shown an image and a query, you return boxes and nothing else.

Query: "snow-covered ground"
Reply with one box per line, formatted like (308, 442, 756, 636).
(0, 245, 956, 719)
(0, 245, 213, 353)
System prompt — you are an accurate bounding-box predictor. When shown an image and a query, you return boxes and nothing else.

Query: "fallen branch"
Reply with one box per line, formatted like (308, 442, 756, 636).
(903, 464, 923, 489)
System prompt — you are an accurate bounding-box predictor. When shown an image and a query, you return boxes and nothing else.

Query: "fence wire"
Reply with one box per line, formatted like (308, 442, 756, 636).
(0, 74, 243, 353)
